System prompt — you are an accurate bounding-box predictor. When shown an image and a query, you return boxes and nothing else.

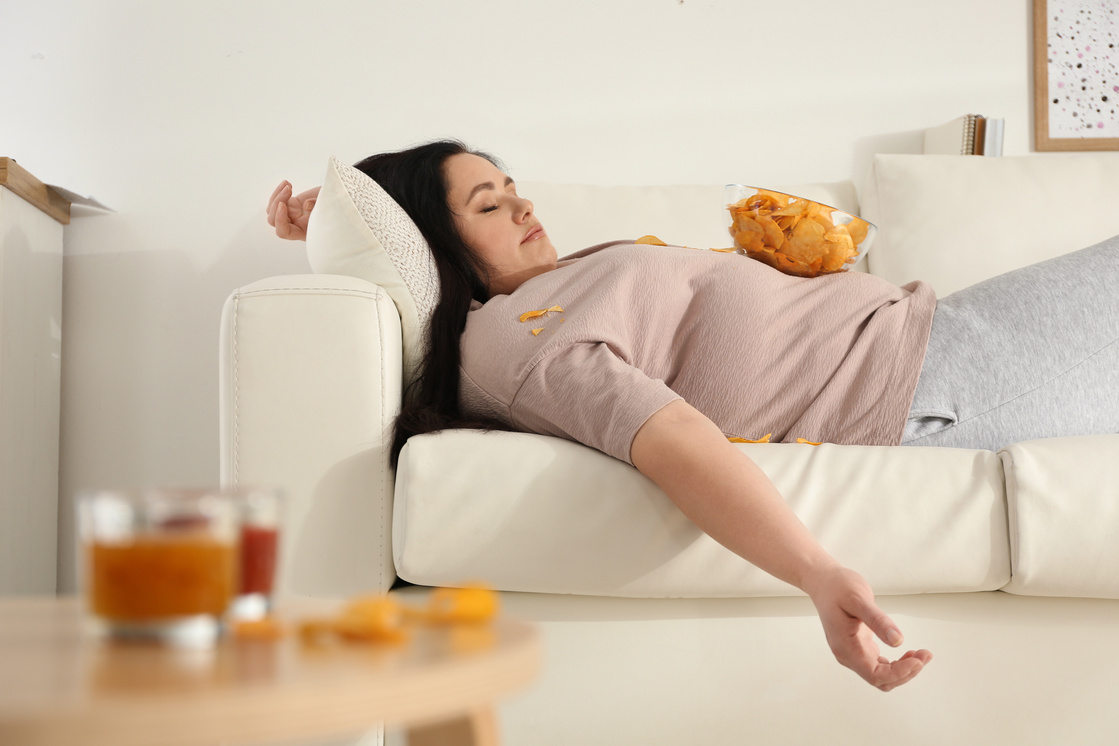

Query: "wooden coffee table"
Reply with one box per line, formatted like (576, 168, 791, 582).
(0, 596, 540, 746)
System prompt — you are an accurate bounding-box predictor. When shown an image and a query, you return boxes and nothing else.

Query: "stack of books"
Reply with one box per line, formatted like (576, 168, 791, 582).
(923, 114, 1004, 156)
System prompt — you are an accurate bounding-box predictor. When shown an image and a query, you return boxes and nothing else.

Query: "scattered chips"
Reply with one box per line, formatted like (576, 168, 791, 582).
(329, 595, 410, 643)
(519, 305, 564, 323)
(727, 189, 869, 278)
(295, 585, 501, 647)
(726, 434, 825, 445)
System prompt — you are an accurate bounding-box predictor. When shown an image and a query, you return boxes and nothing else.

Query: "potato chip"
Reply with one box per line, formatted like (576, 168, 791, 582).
(728, 433, 772, 444)
(518, 305, 564, 323)
(333, 595, 410, 643)
(232, 616, 285, 640)
(756, 215, 785, 251)
(531, 328, 543, 336)
(426, 585, 500, 625)
(844, 217, 870, 245)
(732, 216, 765, 252)
(796, 438, 823, 446)
(297, 618, 336, 646)
(635, 235, 667, 246)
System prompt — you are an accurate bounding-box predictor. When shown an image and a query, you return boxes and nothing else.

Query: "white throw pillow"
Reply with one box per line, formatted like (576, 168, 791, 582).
(859, 153, 1119, 297)
(305, 156, 439, 388)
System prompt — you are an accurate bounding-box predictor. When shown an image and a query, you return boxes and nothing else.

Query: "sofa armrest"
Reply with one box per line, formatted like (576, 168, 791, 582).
(219, 274, 402, 596)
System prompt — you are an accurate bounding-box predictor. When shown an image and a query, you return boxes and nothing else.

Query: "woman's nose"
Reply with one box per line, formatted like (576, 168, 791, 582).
(514, 196, 533, 222)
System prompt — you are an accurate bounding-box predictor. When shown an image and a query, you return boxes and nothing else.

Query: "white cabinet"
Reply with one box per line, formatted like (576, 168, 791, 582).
(0, 159, 68, 595)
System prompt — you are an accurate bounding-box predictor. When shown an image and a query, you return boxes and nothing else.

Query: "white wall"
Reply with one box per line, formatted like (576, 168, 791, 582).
(3, 0, 1035, 592)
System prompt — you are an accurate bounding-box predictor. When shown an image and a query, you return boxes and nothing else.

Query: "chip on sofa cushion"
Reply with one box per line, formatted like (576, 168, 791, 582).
(305, 156, 438, 388)
(859, 153, 1119, 296)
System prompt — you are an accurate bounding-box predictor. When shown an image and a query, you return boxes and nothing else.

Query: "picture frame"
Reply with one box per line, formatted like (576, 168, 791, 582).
(1032, 0, 1119, 151)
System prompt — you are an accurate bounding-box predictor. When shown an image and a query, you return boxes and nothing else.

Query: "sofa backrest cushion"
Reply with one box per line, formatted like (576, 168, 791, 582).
(305, 156, 438, 388)
(860, 153, 1119, 297)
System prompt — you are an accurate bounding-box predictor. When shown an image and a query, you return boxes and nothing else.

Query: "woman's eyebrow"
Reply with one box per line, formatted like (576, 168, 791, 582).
(466, 176, 515, 204)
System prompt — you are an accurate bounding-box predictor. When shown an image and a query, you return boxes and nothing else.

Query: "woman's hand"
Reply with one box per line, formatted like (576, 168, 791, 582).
(801, 563, 933, 691)
(631, 400, 932, 691)
(267, 181, 320, 241)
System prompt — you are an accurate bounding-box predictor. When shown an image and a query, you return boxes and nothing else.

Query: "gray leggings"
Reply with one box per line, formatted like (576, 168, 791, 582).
(900, 233, 1119, 452)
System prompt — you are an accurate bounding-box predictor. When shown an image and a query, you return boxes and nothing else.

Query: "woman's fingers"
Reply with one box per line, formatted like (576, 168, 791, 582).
(808, 565, 932, 690)
(273, 202, 294, 239)
(872, 650, 933, 691)
(266, 181, 292, 225)
(849, 594, 904, 648)
(826, 600, 931, 690)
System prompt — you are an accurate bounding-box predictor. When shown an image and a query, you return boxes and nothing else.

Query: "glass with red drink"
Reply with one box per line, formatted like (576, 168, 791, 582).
(230, 487, 283, 621)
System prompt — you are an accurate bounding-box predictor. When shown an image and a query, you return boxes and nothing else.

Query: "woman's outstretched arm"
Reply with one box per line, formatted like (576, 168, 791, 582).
(630, 399, 932, 691)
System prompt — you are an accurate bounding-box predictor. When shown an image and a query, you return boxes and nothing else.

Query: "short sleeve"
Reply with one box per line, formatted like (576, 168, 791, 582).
(510, 342, 682, 464)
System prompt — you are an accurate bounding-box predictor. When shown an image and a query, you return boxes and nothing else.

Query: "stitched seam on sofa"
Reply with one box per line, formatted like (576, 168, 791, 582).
(232, 296, 240, 486)
(948, 334, 1119, 429)
(236, 287, 384, 298)
(376, 294, 387, 591)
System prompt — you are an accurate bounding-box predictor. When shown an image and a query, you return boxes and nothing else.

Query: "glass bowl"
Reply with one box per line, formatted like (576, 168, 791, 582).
(724, 184, 877, 277)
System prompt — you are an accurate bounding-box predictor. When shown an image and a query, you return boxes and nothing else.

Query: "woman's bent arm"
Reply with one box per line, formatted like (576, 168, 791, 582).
(630, 399, 932, 691)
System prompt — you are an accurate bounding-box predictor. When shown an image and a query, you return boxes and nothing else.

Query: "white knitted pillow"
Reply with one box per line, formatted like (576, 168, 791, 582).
(305, 156, 440, 388)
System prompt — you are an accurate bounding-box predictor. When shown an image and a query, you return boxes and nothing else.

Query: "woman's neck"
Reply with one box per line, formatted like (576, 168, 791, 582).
(488, 261, 560, 297)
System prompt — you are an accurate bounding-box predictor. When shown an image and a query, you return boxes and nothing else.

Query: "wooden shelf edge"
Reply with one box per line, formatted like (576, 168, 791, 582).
(0, 158, 72, 225)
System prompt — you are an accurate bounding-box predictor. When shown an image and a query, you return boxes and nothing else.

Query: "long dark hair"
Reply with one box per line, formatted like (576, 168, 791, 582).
(353, 140, 514, 466)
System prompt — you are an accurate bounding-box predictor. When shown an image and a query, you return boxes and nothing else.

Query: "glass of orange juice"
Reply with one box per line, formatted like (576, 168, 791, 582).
(77, 488, 241, 646)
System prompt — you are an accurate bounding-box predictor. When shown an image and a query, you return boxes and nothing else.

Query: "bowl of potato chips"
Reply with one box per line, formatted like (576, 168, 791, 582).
(724, 185, 876, 278)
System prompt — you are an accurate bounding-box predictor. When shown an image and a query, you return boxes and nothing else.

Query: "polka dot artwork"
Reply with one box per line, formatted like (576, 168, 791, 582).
(1046, 0, 1118, 139)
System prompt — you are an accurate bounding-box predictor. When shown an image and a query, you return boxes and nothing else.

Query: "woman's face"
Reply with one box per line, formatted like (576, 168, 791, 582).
(443, 153, 558, 296)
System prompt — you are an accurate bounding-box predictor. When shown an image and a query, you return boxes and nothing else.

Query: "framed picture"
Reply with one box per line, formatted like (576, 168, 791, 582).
(1033, 0, 1119, 151)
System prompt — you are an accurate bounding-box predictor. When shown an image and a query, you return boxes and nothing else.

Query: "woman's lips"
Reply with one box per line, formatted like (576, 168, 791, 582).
(521, 226, 545, 244)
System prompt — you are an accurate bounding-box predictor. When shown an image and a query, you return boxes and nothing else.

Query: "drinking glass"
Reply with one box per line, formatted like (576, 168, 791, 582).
(230, 487, 283, 621)
(78, 488, 241, 646)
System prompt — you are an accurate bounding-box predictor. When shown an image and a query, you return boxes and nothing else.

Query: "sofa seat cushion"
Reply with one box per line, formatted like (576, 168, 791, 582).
(1001, 435, 1119, 599)
(393, 430, 1009, 598)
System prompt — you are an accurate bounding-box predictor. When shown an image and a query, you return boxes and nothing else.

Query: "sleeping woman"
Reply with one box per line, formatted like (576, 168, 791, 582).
(268, 139, 1119, 691)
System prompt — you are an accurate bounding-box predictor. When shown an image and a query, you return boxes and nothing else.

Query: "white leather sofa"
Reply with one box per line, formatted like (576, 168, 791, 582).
(221, 153, 1119, 745)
